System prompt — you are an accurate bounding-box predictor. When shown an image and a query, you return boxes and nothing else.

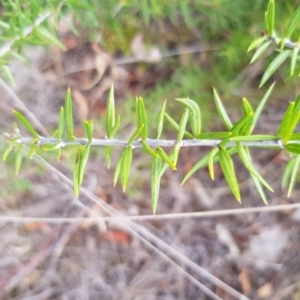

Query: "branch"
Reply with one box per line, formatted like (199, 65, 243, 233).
(15, 136, 284, 149)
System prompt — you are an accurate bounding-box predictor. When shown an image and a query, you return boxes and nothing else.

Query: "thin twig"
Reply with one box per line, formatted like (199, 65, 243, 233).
(16, 136, 284, 148)
(1, 202, 299, 224)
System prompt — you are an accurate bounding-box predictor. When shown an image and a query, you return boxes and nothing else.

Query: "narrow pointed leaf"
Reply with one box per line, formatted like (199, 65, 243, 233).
(165, 112, 193, 139)
(282, 111, 300, 144)
(277, 101, 295, 139)
(136, 97, 148, 140)
(64, 87, 75, 141)
(151, 156, 162, 214)
(15, 144, 23, 175)
(285, 143, 300, 155)
(213, 88, 232, 129)
(237, 143, 273, 192)
(56, 107, 65, 140)
(181, 147, 237, 185)
(84, 120, 94, 143)
(142, 141, 159, 158)
(230, 134, 277, 141)
(106, 85, 115, 138)
(120, 147, 133, 192)
(114, 149, 126, 186)
(106, 146, 112, 169)
(156, 100, 167, 139)
(291, 46, 299, 76)
(177, 108, 189, 142)
(56, 148, 62, 162)
(230, 115, 252, 136)
(288, 155, 300, 197)
(172, 142, 181, 169)
(242, 98, 253, 116)
(3, 143, 14, 161)
(13, 110, 39, 138)
(282, 158, 294, 189)
(250, 41, 272, 63)
(176, 98, 201, 136)
(28, 144, 38, 159)
(248, 37, 267, 52)
(79, 144, 90, 185)
(260, 50, 290, 87)
(284, 6, 300, 40)
(252, 82, 275, 132)
(196, 132, 231, 139)
(220, 148, 241, 202)
(265, 0, 275, 36)
(110, 115, 121, 137)
(156, 147, 176, 170)
(250, 173, 268, 204)
(128, 124, 144, 146)
(208, 148, 219, 180)
(73, 151, 81, 198)
(2, 65, 16, 86)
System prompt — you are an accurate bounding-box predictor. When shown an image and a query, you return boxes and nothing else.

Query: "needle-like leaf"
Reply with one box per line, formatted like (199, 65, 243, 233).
(260, 50, 290, 87)
(165, 112, 193, 139)
(151, 155, 162, 214)
(13, 110, 39, 138)
(288, 155, 300, 197)
(176, 98, 201, 136)
(250, 41, 272, 64)
(64, 87, 75, 141)
(136, 97, 148, 140)
(156, 100, 166, 139)
(106, 85, 115, 138)
(120, 147, 133, 192)
(208, 148, 219, 180)
(220, 148, 241, 202)
(213, 88, 232, 130)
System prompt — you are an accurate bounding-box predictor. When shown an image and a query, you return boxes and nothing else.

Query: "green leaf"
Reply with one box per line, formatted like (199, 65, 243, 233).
(277, 101, 295, 139)
(252, 82, 275, 132)
(73, 150, 81, 198)
(56, 148, 62, 162)
(285, 143, 300, 155)
(176, 98, 201, 136)
(28, 144, 38, 159)
(3, 143, 14, 161)
(289, 133, 300, 141)
(142, 141, 159, 158)
(208, 148, 219, 180)
(172, 142, 181, 169)
(35, 27, 66, 50)
(177, 108, 189, 142)
(242, 98, 253, 116)
(120, 147, 133, 192)
(181, 147, 237, 185)
(106, 85, 115, 138)
(164, 112, 193, 139)
(196, 132, 231, 139)
(220, 148, 241, 202)
(248, 36, 267, 52)
(15, 144, 23, 175)
(282, 158, 294, 189)
(79, 144, 91, 185)
(282, 111, 300, 144)
(128, 124, 144, 146)
(56, 107, 65, 140)
(230, 135, 277, 141)
(13, 110, 39, 138)
(288, 155, 300, 197)
(156, 147, 176, 170)
(114, 149, 126, 186)
(250, 41, 272, 64)
(290, 46, 299, 76)
(250, 173, 268, 205)
(260, 50, 290, 87)
(156, 100, 166, 139)
(213, 88, 232, 130)
(265, 0, 275, 36)
(230, 115, 252, 137)
(110, 115, 121, 137)
(151, 155, 162, 214)
(84, 120, 94, 143)
(64, 87, 75, 141)
(136, 97, 148, 140)
(237, 143, 273, 192)
(106, 146, 112, 169)
(284, 5, 300, 40)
